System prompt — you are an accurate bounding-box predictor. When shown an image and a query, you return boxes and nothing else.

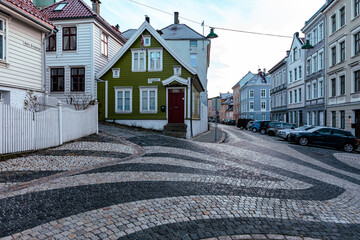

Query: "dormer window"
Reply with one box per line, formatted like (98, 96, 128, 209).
(112, 68, 120, 78)
(53, 3, 67, 11)
(174, 66, 182, 76)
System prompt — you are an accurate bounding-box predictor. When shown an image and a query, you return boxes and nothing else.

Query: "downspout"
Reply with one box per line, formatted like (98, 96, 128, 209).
(42, 29, 57, 92)
(190, 77, 193, 138)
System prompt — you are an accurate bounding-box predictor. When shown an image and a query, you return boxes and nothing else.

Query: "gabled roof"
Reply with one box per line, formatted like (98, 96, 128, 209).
(97, 21, 199, 80)
(161, 24, 207, 40)
(122, 29, 137, 40)
(232, 71, 254, 89)
(41, 0, 126, 43)
(241, 74, 271, 89)
(268, 56, 287, 74)
(1, 0, 53, 29)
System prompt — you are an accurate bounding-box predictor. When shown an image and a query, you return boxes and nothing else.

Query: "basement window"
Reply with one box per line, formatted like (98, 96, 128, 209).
(53, 3, 67, 11)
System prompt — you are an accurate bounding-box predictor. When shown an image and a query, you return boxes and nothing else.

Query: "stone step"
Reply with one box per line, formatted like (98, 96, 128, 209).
(163, 124, 187, 132)
(162, 131, 187, 139)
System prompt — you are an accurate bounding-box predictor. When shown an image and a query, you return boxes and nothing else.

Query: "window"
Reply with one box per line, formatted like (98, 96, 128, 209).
(307, 84, 311, 100)
(340, 41, 345, 61)
(190, 40, 197, 47)
(313, 82, 317, 99)
(313, 28, 318, 45)
(190, 54, 197, 67)
(112, 68, 120, 78)
(313, 111, 317, 125)
(331, 78, 336, 97)
(308, 112, 312, 125)
(261, 89, 266, 98)
(249, 101, 254, 110)
(331, 14, 336, 33)
(293, 47, 298, 61)
(46, 34, 56, 52)
(132, 50, 146, 72)
(340, 7, 346, 27)
(294, 90, 297, 103)
(318, 23, 324, 41)
(249, 90, 254, 98)
(148, 49, 163, 71)
(355, 0, 360, 18)
(54, 2, 67, 11)
(355, 32, 360, 55)
(331, 46, 337, 66)
(140, 87, 157, 113)
(298, 66, 302, 79)
(299, 88, 302, 102)
(306, 58, 311, 75)
(63, 27, 76, 51)
(0, 17, 5, 61)
(332, 111, 336, 127)
(261, 101, 266, 111)
(340, 111, 345, 129)
(71, 68, 85, 91)
(294, 68, 298, 81)
(318, 80, 324, 97)
(307, 33, 312, 45)
(313, 55, 317, 72)
(340, 75, 345, 95)
(319, 51, 324, 69)
(262, 113, 266, 120)
(101, 33, 108, 56)
(174, 66, 181, 76)
(289, 91, 293, 104)
(355, 70, 360, 92)
(143, 36, 151, 47)
(51, 68, 64, 92)
(289, 71, 292, 83)
(115, 88, 132, 113)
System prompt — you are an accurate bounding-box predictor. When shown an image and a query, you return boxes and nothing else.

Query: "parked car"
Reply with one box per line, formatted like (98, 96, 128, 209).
(237, 118, 253, 130)
(288, 127, 359, 152)
(227, 119, 236, 125)
(251, 121, 271, 132)
(277, 125, 315, 140)
(261, 122, 296, 136)
(258, 121, 273, 134)
(246, 121, 255, 130)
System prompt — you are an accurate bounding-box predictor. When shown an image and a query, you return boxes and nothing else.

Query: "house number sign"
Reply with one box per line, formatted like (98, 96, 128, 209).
(23, 41, 41, 52)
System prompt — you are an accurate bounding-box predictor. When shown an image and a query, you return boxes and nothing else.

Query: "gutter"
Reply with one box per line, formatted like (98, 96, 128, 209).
(0, 0, 53, 31)
(42, 29, 57, 92)
(190, 77, 193, 138)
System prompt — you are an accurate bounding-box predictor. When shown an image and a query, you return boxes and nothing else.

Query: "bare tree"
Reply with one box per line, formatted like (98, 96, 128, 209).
(65, 94, 95, 110)
(24, 90, 40, 112)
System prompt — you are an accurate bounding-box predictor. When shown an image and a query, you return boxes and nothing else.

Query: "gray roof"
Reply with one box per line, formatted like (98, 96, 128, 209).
(161, 24, 207, 40)
(121, 29, 137, 40)
(242, 74, 271, 89)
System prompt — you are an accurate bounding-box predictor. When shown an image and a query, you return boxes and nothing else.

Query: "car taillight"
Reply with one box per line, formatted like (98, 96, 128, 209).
(267, 125, 270, 128)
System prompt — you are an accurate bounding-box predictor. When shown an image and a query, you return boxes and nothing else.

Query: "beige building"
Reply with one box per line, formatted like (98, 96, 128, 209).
(324, 0, 360, 138)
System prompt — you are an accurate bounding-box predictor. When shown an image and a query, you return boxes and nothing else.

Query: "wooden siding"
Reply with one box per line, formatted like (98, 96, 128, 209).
(98, 30, 200, 120)
(0, 17, 43, 91)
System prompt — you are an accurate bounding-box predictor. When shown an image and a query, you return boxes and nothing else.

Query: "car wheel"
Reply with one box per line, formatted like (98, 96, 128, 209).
(260, 129, 266, 135)
(268, 131, 274, 136)
(285, 135, 289, 141)
(298, 137, 308, 146)
(252, 128, 257, 133)
(240, 126, 244, 130)
(343, 143, 354, 153)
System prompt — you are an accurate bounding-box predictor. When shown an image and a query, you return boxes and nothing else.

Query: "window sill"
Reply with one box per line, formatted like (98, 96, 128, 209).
(0, 60, 9, 68)
(148, 68, 163, 72)
(351, 14, 360, 23)
(351, 53, 360, 59)
(51, 91, 65, 93)
(115, 111, 132, 114)
(140, 111, 158, 114)
(132, 69, 146, 72)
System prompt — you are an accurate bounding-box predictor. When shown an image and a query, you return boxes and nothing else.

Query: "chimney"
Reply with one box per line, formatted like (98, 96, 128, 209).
(286, 50, 290, 56)
(145, 15, 150, 23)
(91, 0, 101, 15)
(174, 12, 179, 24)
(115, 24, 120, 30)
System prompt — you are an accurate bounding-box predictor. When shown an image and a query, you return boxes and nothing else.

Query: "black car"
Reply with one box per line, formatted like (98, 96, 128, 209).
(237, 118, 253, 130)
(289, 127, 359, 152)
(227, 119, 236, 125)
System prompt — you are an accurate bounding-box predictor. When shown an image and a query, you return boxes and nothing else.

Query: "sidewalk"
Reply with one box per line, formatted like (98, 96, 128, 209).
(193, 125, 226, 143)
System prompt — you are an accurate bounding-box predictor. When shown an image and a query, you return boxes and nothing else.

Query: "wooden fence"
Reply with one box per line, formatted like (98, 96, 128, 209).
(0, 102, 98, 154)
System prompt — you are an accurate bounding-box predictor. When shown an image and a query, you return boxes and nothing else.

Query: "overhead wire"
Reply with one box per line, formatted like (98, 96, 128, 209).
(128, 0, 293, 39)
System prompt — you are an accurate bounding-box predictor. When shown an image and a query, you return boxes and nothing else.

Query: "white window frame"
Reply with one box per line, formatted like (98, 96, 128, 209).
(112, 68, 120, 78)
(312, 53, 318, 72)
(148, 49, 163, 72)
(339, 5, 346, 28)
(261, 101, 266, 111)
(352, 0, 360, 19)
(190, 53, 197, 67)
(318, 79, 324, 98)
(318, 49, 324, 70)
(298, 66, 302, 79)
(101, 32, 108, 57)
(131, 49, 146, 72)
(139, 86, 158, 113)
(249, 101, 254, 111)
(260, 89, 266, 98)
(174, 66, 182, 76)
(249, 89, 254, 98)
(143, 36, 151, 47)
(318, 22, 324, 41)
(115, 87, 133, 113)
(307, 83, 311, 100)
(312, 81, 317, 99)
(351, 26, 360, 57)
(0, 15, 8, 63)
(306, 57, 311, 75)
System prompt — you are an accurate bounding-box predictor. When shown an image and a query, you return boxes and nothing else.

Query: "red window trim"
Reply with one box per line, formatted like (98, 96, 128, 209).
(51, 68, 65, 92)
(71, 67, 85, 92)
(63, 27, 77, 51)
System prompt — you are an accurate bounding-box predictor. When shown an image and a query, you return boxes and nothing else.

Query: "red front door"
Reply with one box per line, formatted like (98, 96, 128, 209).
(168, 89, 185, 123)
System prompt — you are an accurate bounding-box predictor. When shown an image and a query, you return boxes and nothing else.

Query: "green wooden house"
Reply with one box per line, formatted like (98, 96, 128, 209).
(96, 20, 204, 138)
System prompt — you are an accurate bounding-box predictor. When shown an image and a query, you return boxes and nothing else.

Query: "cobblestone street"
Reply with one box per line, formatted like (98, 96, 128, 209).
(0, 123, 359, 240)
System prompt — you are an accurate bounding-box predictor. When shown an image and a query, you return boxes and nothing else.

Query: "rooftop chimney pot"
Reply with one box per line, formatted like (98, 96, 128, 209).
(174, 12, 179, 24)
(91, 0, 101, 15)
(145, 15, 150, 23)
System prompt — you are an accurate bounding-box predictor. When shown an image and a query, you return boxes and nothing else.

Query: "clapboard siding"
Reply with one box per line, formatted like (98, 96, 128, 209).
(0, 17, 43, 91)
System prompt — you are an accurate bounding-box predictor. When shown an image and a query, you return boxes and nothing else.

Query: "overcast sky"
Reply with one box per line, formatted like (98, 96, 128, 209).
(85, 0, 325, 98)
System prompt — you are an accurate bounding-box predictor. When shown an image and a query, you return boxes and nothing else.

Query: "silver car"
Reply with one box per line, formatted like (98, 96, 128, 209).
(277, 125, 315, 140)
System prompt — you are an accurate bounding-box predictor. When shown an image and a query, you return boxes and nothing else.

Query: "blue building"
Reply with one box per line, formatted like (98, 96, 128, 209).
(240, 70, 271, 120)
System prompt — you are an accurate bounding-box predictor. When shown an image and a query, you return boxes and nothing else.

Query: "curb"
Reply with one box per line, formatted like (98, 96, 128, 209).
(219, 132, 226, 143)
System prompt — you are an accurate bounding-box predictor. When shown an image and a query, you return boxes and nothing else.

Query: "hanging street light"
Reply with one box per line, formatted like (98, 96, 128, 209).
(301, 40, 314, 49)
(207, 28, 218, 39)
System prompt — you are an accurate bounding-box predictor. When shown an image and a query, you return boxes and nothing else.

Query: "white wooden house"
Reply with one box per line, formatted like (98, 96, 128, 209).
(40, 0, 126, 103)
(0, 0, 54, 108)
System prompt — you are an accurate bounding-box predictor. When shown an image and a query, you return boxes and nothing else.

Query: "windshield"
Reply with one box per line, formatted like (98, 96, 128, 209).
(295, 126, 315, 131)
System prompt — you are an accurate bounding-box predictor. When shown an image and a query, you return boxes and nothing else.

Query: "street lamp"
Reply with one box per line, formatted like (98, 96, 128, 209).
(301, 40, 314, 49)
(207, 28, 218, 39)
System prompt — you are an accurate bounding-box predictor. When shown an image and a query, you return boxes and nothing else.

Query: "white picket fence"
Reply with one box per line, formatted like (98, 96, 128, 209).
(0, 102, 98, 154)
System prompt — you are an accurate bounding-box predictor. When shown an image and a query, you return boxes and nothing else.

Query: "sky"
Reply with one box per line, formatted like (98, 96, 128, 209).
(85, 0, 325, 98)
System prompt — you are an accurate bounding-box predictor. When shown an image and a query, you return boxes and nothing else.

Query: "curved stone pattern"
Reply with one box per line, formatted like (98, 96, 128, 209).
(0, 125, 359, 239)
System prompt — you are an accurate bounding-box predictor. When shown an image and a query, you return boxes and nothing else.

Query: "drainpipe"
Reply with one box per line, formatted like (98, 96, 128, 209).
(42, 29, 57, 93)
(190, 77, 193, 138)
